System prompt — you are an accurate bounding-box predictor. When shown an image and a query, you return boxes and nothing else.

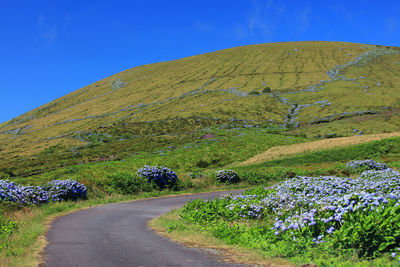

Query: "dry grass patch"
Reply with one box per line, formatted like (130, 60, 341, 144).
(239, 132, 400, 166)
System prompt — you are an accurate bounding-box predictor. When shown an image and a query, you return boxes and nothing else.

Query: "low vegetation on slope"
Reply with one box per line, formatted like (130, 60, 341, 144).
(1, 41, 400, 178)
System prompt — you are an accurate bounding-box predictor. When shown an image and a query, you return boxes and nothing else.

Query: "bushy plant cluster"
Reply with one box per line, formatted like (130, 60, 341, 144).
(346, 159, 389, 170)
(187, 170, 207, 179)
(0, 217, 18, 249)
(181, 162, 400, 262)
(105, 171, 159, 194)
(216, 169, 240, 184)
(262, 86, 271, 93)
(137, 165, 178, 189)
(0, 179, 87, 206)
(392, 248, 400, 263)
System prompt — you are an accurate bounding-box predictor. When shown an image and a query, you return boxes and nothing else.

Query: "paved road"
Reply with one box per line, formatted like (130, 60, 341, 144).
(44, 190, 248, 267)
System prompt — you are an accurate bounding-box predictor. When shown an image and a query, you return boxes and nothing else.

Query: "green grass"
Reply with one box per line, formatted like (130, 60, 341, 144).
(152, 209, 398, 267)
(10, 126, 309, 186)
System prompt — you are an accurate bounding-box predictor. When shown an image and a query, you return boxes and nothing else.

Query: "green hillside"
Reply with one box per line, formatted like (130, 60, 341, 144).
(1, 41, 400, 178)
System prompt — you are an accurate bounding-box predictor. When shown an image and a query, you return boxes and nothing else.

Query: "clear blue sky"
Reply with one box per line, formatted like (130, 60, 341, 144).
(1, 0, 399, 124)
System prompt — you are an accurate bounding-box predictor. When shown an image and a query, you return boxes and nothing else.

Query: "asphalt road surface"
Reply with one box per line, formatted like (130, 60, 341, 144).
(44, 190, 249, 267)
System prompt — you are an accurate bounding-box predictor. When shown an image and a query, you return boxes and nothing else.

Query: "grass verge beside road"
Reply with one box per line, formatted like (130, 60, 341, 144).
(149, 209, 294, 267)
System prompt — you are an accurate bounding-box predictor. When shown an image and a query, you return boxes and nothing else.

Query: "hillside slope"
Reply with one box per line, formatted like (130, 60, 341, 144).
(239, 132, 400, 166)
(1, 41, 400, 177)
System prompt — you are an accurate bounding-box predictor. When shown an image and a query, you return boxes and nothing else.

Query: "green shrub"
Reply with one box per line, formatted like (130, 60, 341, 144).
(262, 86, 271, 93)
(332, 201, 400, 258)
(187, 170, 207, 179)
(196, 159, 210, 168)
(0, 216, 18, 249)
(216, 169, 240, 184)
(236, 168, 296, 185)
(137, 165, 179, 189)
(106, 171, 156, 194)
(174, 179, 194, 190)
(249, 90, 260, 95)
(236, 171, 273, 185)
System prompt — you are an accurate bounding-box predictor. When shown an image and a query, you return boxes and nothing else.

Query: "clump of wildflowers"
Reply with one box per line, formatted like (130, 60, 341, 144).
(391, 248, 400, 264)
(137, 165, 178, 189)
(0, 179, 87, 206)
(216, 169, 240, 184)
(346, 159, 389, 171)
(45, 179, 87, 201)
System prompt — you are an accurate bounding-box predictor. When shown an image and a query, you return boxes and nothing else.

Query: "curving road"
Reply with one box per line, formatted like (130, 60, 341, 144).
(44, 190, 248, 267)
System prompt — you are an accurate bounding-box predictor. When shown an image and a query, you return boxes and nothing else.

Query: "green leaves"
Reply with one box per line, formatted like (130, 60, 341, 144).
(180, 197, 239, 224)
(0, 217, 18, 249)
(104, 171, 157, 194)
(332, 202, 400, 258)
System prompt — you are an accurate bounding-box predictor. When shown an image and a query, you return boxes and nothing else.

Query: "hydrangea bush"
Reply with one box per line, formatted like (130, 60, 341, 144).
(346, 159, 389, 171)
(44, 180, 87, 201)
(181, 161, 400, 262)
(216, 169, 240, 184)
(0, 179, 87, 206)
(137, 165, 178, 189)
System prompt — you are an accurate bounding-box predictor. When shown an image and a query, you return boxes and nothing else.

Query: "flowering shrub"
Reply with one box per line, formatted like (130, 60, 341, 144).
(0, 179, 87, 206)
(137, 165, 178, 189)
(265, 172, 400, 257)
(45, 180, 87, 201)
(346, 159, 389, 170)
(391, 248, 400, 263)
(216, 169, 240, 184)
(359, 168, 400, 179)
(181, 161, 400, 261)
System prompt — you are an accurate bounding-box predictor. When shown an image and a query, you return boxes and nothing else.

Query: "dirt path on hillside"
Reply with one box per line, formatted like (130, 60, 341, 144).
(238, 132, 400, 166)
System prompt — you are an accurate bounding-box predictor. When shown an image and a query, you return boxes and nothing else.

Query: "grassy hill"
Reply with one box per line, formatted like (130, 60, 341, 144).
(1, 41, 400, 179)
